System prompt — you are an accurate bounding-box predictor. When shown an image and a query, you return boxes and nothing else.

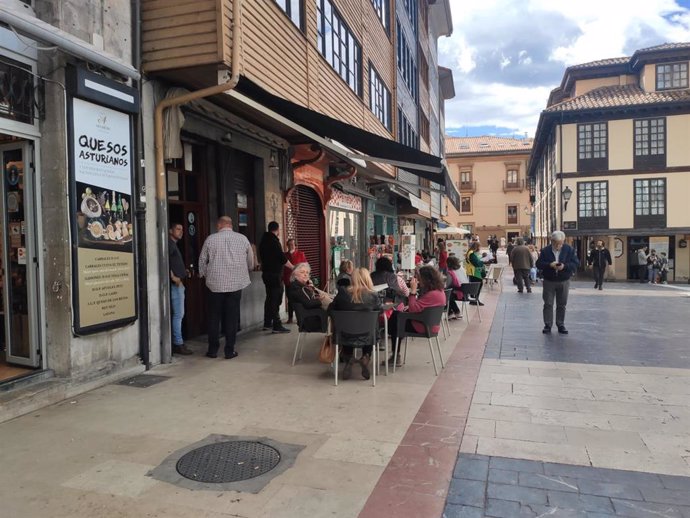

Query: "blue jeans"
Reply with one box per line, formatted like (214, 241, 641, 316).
(170, 284, 185, 345)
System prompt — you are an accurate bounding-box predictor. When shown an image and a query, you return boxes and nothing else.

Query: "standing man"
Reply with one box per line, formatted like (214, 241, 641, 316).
(588, 240, 612, 290)
(506, 239, 515, 266)
(169, 223, 192, 355)
(510, 238, 534, 293)
(198, 216, 254, 359)
(536, 231, 580, 335)
(259, 221, 292, 334)
(489, 236, 499, 264)
(637, 247, 649, 283)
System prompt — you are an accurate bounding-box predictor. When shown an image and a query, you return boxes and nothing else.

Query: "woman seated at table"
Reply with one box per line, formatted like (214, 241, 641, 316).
(387, 266, 446, 366)
(370, 256, 409, 308)
(329, 267, 381, 380)
(445, 255, 469, 320)
(336, 259, 354, 289)
(287, 262, 327, 332)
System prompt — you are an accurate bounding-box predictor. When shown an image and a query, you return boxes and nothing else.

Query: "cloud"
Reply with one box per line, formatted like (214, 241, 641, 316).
(439, 0, 690, 137)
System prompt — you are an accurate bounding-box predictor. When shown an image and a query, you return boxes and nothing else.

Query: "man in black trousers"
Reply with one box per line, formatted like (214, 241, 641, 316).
(259, 221, 292, 333)
(588, 239, 612, 290)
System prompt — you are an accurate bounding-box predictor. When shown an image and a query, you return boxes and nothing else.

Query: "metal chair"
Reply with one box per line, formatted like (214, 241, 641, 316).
(460, 282, 482, 322)
(330, 310, 380, 386)
(393, 306, 446, 376)
(486, 265, 505, 291)
(291, 303, 329, 366)
(441, 288, 452, 338)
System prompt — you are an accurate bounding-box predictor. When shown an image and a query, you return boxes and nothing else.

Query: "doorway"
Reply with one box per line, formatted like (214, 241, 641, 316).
(627, 236, 649, 280)
(0, 137, 41, 382)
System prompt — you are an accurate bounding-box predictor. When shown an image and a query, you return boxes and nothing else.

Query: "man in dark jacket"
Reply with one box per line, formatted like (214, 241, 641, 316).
(259, 221, 292, 333)
(587, 240, 612, 291)
(536, 231, 580, 335)
(510, 238, 534, 293)
(169, 223, 193, 355)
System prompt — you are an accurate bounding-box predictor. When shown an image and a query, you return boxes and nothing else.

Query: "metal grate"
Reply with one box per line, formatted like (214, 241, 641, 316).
(286, 185, 324, 287)
(176, 441, 281, 483)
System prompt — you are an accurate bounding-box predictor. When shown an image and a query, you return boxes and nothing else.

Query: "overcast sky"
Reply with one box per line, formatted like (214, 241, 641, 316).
(440, 0, 690, 138)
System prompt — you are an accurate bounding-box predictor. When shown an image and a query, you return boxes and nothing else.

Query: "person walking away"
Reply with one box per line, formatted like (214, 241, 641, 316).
(169, 223, 192, 355)
(446, 255, 469, 319)
(259, 221, 292, 333)
(438, 241, 448, 274)
(528, 244, 539, 283)
(587, 240, 612, 290)
(536, 231, 580, 334)
(510, 238, 533, 293)
(490, 237, 499, 264)
(283, 238, 306, 324)
(659, 252, 669, 284)
(329, 268, 382, 380)
(637, 247, 649, 283)
(647, 250, 660, 284)
(198, 216, 254, 359)
(506, 240, 515, 266)
(465, 241, 486, 305)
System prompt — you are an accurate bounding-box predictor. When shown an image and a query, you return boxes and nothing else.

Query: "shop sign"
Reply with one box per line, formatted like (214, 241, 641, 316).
(68, 76, 138, 334)
(328, 189, 362, 212)
(613, 238, 624, 259)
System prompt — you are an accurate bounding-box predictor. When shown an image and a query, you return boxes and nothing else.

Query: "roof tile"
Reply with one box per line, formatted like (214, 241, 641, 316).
(545, 84, 690, 112)
(446, 136, 533, 154)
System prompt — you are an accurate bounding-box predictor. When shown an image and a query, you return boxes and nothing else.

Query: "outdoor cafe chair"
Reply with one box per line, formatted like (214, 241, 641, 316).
(291, 302, 329, 366)
(459, 282, 482, 322)
(393, 306, 446, 376)
(441, 288, 453, 338)
(485, 264, 505, 291)
(329, 310, 380, 387)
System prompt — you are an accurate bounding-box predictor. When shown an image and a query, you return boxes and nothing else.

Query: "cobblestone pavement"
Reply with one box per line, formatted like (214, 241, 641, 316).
(444, 280, 690, 517)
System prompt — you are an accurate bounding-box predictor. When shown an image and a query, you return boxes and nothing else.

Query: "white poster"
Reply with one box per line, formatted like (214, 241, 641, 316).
(401, 234, 416, 270)
(72, 98, 131, 195)
(446, 240, 469, 264)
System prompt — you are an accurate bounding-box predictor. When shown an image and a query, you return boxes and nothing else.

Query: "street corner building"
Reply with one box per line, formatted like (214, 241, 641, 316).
(529, 43, 690, 283)
(0, 0, 458, 420)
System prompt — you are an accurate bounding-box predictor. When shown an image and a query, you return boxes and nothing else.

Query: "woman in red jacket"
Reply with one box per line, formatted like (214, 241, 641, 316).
(284, 239, 307, 323)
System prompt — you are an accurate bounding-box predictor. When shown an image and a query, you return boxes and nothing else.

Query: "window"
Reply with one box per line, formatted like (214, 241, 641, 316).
(577, 181, 609, 230)
(507, 205, 518, 225)
(419, 49, 429, 89)
(506, 169, 518, 185)
(402, 0, 418, 35)
(370, 0, 390, 32)
(634, 118, 666, 168)
(369, 64, 391, 130)
(656, 62, 688, 90)
(396, 20, 418, 99)
(419, 111, 429, 143)
(577, 122, 607, 171)
(397, 107, 419, 149)
(460, 171, 471, 184)
(317, 0, 362, 96)
(461, 196, 472, 213)
(634, 178, 666, 228)
(274, 0, 303, 30)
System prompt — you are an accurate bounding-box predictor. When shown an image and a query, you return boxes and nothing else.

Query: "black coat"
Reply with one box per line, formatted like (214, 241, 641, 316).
(259, 232, 286, 274)
(286, 280, 324, 332)
(588, 248, 612, 270)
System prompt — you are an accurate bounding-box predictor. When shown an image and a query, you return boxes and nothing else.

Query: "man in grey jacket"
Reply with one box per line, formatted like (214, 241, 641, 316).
(510, 238, 534, 293)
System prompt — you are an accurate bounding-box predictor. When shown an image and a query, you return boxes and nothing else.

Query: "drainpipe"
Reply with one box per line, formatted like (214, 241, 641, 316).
(131, 0, 150, 369)
(154, 0, 244, 363)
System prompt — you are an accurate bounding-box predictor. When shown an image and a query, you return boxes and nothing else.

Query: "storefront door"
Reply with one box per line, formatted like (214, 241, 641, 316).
(1, 139, 40, 368)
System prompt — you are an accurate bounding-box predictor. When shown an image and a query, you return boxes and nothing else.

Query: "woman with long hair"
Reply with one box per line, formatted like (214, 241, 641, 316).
(330, 267, 381, 380)
(446, 255, 469, 320)
(336, 259, 354, 289)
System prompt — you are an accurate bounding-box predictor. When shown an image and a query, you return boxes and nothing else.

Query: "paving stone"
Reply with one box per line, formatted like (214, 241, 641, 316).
(447, 479, 486, 508)
(487, 483, 547, 505)
(518, 472, 579, 492)
(611, 498, 687, 518)
(489, 457, 545, 474)
(526, 504, 589, 517)
(640, 486, 690, 506)
(547, 490, 615, 514)
(488, 469, 518, 485)
(442, 504, 484, 518)
(578, 479, 644, 501)
(660, 474, 690, 491)
(484, 498, 519, 518)
(454, 457, 490, 481)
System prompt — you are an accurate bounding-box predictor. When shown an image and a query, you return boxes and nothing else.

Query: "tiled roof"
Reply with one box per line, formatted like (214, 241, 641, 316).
(545, 84, 690, 112)
(568, 57, 629, 70)
(445, 136, 533, 154)
(636, 42, 690, 53)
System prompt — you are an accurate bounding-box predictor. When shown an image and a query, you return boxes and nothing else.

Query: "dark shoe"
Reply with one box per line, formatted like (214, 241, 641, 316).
(382, 354, 402, 367)
(594, 283, 598, 289)
(558, 326, 569, 335)
(477, 301, 485, 306)
(542, 326, 551, 334)
(263, 325, 272, 331)
(517, 290, 523, 293)
(360, 354, 371, 380)
(526, 289, 532, 293)
(469, 300, 478, 305)
(286, 318, 294, 324)
(272, 326, 291, 334)
(343, 357, 354, 380)
(224, 351, 238, 360)
(172, 344, 193, 355)
(205, 352, 218, 358)
(598, 286, 603, 290)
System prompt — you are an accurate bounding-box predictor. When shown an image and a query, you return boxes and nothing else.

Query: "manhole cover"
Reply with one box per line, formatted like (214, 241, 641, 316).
(176, 441, 281, 483)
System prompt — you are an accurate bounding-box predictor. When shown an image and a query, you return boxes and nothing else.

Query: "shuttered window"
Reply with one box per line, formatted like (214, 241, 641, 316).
(286, 186, 324, 287)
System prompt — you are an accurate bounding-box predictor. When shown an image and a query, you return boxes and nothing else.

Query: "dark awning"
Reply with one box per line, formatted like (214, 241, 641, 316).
(234, 77, 445, 184)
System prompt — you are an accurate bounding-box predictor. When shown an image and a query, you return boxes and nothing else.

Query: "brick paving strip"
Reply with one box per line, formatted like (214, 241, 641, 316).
(358, 288, 501, 518)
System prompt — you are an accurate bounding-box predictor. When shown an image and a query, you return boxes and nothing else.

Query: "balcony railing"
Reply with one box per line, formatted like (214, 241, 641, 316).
(503, 179, 525, 192)
(459, 181, 476, 193)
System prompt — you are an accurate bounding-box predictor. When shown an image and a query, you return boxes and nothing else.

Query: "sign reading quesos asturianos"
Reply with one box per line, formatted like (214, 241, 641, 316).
(71, 97, 136, 333)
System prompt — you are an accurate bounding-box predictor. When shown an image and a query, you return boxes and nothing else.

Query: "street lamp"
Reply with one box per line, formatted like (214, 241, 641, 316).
(562, 186, 573, 211)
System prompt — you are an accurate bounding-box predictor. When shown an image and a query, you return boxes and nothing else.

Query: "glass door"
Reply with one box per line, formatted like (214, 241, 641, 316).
(1, 141, 40, 367)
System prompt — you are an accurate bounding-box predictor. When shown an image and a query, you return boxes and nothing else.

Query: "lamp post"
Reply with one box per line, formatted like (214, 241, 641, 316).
(562, 186, 573, 211)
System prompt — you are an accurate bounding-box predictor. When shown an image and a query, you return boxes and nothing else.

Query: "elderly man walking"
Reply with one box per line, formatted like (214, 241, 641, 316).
(510, 238, 534, 293)
(536, 231, 580, 335)
(198, 216, 254, 359)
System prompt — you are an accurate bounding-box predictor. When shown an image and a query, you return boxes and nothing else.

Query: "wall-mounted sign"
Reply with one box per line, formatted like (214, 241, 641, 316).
(67, 67, 138, 335)
(679, 239, 688, 248)
(562, 221, 577, 230)
(613, 237, 624, 258)
(328, 189, 362, 212)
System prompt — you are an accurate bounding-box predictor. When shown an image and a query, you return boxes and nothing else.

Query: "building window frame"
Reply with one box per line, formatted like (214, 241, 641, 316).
(370, 0, 390, 33)
(506, 204, 518, 225)
(317, 0, 362, 97)
(419, 110, 429, 144)
(397, 107, 419, 149)
(656, 62, 688, 90)
(634, 117, 666, 169)
(460, 196, 472, 214)
(396, 19, 418, 101)
(577, 181, 609, 230)
(634, 178, 666, 228)
(369, 63, 392, 131)
(577, 122, 608, 172)
(273, 0, 304, 31)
